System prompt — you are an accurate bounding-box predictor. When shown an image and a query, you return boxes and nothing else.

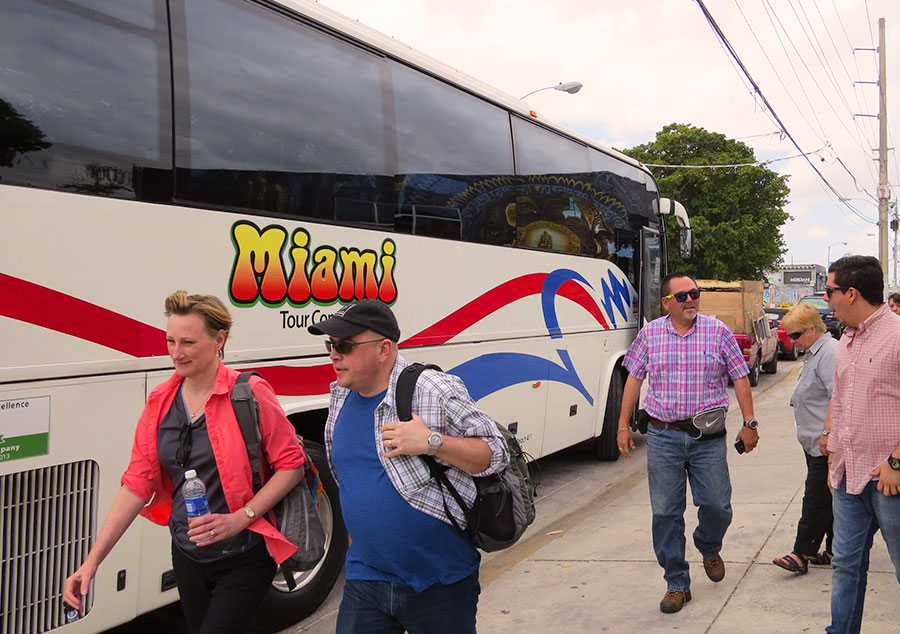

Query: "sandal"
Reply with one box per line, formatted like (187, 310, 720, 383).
(808, 551, 834, 566)
(772, 552, 808, 574)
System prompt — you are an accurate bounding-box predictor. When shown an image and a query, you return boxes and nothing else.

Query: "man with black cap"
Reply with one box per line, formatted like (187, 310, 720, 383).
(308, 299, 508, 634)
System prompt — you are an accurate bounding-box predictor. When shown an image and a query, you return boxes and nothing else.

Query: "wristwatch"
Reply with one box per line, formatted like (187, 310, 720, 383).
(242, 506, 256, 520)
(888, 455, 900, 471)
(743, 419, 759, 430)
(821, 429, 830, 437)
(426, 431, 443, 456)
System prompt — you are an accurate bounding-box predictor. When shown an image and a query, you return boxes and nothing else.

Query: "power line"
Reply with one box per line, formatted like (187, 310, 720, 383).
(693, 0, 876, 225)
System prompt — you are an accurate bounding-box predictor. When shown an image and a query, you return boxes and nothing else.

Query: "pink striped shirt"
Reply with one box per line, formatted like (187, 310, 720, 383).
(828, 303, 900, 494)
(623, 313, 749, 422)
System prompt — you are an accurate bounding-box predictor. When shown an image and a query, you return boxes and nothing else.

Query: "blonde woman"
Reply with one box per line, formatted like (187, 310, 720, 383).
(65, 292, 306, 633)
(772, 302, 837, 574)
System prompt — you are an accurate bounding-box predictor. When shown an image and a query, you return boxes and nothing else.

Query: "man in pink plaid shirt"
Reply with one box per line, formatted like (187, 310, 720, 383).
(821, 255, 900, 634)
(617, 272, 758, 614)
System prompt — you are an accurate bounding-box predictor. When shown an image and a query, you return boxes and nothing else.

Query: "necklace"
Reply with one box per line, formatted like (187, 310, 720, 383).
(184, 386, 213, 422)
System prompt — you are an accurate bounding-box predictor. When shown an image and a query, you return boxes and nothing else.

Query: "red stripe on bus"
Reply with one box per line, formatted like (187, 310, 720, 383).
(0, 273, 167, 358)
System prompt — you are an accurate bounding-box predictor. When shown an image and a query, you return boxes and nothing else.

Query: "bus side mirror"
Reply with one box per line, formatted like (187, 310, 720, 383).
(680, 228, 695, 259)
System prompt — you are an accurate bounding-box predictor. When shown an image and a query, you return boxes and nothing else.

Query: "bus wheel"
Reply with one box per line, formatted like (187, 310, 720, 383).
(253, 441, 347, 633)
(594, 368, 623, 461)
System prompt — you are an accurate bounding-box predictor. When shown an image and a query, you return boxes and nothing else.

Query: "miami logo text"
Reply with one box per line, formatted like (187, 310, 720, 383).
(229, 221, 397, 307)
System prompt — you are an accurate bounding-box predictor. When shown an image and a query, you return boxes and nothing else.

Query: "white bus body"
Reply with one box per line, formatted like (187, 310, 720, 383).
(0, 0, 684, 632)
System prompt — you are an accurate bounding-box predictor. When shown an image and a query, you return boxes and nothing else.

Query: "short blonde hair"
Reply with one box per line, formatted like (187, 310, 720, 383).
(164, 291, 232, 356)
(780, 302, 826, 335)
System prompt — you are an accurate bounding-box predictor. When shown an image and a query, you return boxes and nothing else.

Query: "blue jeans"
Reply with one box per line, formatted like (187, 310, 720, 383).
(336, 571, 480, 634)
(646, 426, 733, 592)
(827, 480, 900, 634)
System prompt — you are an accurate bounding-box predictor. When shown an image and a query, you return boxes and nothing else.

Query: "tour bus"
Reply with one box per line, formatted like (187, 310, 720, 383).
(0, 0, 693, 632)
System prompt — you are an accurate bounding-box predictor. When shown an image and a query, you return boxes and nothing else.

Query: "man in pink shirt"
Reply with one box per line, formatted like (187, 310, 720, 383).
(822, 255, 900, 634)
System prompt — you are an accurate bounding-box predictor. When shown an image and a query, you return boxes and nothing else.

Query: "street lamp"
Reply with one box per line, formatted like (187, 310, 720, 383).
(827, 241, 847, 267)
(520, 81, 583, 100)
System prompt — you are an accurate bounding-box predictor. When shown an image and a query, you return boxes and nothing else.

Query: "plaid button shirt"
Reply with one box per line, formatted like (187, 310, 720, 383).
(623, 313, 749, 422)
(324, 355, 509, 528)
(828, 304, 900, 494)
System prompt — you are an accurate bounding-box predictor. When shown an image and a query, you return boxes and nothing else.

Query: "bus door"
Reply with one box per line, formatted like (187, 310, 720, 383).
(640, 227, 663, 325)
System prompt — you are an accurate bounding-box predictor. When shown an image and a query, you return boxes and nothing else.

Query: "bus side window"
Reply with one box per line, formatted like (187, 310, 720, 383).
(172, 0, 392, 222)
(391, 63, 515, 244)
(0, 0, 172, 201)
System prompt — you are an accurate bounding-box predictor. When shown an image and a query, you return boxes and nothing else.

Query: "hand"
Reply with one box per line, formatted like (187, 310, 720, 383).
(618, 428, 635, 458)
(736, 426, 759, 454)
(64, 562, 97, 612)
(187, 511, 250, 546)
(819, 432, 829, 456)
(381, 414, 430, 457)
(872, 461, 900, 496)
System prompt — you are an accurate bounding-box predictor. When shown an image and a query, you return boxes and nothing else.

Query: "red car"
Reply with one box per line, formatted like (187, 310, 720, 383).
(765, 309, 799, 360)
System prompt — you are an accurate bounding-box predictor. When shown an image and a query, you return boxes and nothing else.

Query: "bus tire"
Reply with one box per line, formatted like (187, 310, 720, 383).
(594, 368, 623, 461)
(253, 441, 347, 633)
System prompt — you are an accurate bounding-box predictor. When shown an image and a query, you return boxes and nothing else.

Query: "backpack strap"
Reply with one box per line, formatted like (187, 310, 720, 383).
(231, 371, 264, 492)
(395, 363, 473, 536)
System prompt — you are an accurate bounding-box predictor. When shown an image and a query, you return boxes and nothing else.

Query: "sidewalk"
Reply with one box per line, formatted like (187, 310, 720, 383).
(475, 365, 899, 633)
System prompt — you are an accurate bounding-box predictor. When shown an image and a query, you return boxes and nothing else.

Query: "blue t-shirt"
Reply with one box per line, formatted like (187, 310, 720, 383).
(331, 389, 479, 592)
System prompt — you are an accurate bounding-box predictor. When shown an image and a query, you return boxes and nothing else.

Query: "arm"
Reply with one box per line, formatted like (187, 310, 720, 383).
(617, 374, 644, 458)
(381, 412, 492, 474)
(188, 467, 304, 545)
(64, 486, 147, 611)
(732, 376, 759, 453)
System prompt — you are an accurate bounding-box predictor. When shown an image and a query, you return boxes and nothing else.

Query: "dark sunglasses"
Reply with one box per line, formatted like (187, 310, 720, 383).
(787, 330, 805, 340)
(824, 285, 850, 298)
(325, 338, 384, 354)
(663, 289, 701, 302)
(176, 422, 192, 468)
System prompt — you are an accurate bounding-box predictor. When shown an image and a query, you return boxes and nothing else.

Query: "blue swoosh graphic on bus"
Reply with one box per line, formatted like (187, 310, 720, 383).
(448, 349, 593, 405)
(540, 269, 594, 339)
(599, 270, 633, 328)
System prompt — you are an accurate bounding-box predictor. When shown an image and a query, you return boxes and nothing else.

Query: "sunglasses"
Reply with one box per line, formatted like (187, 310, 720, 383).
(824, 285, 850, 298)
(325, 338, 385, 355)
(787, 330, 806, 341)
(176, 422, 192, 468)
(662, 289, 701, 302)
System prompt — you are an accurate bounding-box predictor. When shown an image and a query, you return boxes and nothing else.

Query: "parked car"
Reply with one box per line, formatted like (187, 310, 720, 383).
(765, 308, 800, 360)
(733, 313, 779, 386)
(798, 294, 844, 339)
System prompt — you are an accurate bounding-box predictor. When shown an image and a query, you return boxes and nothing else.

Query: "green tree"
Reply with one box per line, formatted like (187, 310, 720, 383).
(624, 123, 790, 281)
(0, 99, 51, 167)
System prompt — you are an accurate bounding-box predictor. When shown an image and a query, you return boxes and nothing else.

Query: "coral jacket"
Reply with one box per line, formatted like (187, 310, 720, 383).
(121, 362, 305, 564)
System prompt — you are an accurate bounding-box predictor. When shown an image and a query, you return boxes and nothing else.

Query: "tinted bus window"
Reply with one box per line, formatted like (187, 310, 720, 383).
(173, 0, 393, 221)
(0, 0, 172, 201)
(392, 64, 515, 243)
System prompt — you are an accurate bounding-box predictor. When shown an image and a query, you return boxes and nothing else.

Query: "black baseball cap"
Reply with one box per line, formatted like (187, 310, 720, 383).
(307, 300, 401, 342)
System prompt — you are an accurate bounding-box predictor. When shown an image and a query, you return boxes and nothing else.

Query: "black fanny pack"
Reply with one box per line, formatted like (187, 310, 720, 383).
(641, 407, 727, 440)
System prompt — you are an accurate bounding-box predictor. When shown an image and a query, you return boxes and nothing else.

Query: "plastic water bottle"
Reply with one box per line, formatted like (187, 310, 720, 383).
(182, 469, 210, 518)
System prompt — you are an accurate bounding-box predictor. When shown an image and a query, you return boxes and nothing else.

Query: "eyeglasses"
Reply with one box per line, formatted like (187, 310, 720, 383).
(662, 289, 701, 302)
(824, 285, 850, 298)
(325, 338, 385, 355)
(176, 422, 192, 468)
(787, 330, 806, 340)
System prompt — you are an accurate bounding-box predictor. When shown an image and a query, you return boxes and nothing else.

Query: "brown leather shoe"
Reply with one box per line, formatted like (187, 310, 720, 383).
(659, 589, 692, 613)
(703, 554, 725, 582)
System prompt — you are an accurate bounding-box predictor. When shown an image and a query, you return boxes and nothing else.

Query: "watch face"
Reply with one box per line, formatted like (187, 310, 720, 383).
(429, 432, 442, 448)
(745, 420, 758, 429)
(889, 456, 900, 470)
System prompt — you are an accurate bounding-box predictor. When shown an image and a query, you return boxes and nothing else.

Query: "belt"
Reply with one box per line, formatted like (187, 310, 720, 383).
(649, 417, 692, 432)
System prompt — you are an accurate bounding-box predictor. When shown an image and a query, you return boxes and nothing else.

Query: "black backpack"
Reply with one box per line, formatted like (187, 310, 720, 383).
(231, 372, 326, 588)
(395, 363, 535, 552)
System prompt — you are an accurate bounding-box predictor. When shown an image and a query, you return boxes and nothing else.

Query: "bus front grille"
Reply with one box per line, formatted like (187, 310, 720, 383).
(1, 461, 98, 634)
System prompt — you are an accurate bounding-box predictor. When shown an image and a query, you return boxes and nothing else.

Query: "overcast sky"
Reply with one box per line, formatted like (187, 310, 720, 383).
(317, 0, 900, 277)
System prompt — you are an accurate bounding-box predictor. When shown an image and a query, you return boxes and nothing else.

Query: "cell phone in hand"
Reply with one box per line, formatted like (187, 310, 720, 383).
(734, 439, 746, 454)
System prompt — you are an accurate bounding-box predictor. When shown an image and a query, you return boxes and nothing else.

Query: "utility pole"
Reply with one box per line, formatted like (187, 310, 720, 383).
(878, 18, 890, 278)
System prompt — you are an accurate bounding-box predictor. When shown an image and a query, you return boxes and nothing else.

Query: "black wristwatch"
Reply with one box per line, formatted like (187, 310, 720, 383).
(888, 455, 900, 471)
(743, 419, 759, 430)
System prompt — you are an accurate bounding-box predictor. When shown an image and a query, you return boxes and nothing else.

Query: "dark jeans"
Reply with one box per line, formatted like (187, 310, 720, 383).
(336, 571, 480, 634)
(171, 541, 276, 634)
(793, 451, 833, 557)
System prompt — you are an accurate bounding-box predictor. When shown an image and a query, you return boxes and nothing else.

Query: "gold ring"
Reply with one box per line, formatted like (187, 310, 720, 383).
(210, 529, 215, 538)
